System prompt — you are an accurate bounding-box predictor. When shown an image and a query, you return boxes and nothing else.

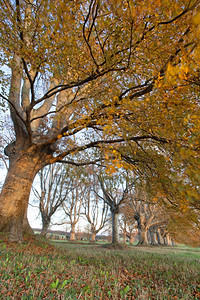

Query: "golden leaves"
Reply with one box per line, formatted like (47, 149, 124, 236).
(193, 11, 200, 26)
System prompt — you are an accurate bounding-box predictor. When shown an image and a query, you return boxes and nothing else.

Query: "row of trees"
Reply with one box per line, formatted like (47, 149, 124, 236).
(0, 0, 199, 242)
(31, 163, 177, 246)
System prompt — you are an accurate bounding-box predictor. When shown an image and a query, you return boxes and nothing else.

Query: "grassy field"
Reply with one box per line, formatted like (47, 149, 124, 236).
(0, 236, 200, 299)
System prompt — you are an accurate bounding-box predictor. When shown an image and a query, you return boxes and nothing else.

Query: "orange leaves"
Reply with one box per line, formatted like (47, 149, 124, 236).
(166, 61, 191, 85)
(193, 11, 200, 26)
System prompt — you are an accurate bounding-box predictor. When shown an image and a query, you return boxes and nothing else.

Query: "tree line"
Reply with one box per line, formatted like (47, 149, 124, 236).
(30, 163, 188, 246)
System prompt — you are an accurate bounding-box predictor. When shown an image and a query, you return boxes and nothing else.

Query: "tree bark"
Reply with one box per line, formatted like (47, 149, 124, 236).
(111, 210, 119, 244)
(130, 232, 134, 244)
(156, 228, 164, 245)
(123, 231, 126, 244)
(70, 223, 76, 241)
(22, 207, 34, 236)
(138, 226, 148, 245)
(91, 232, 96, 243)
(149, 227, 158, 246)
(164, 232, 171, 246)
(41, 216, 51, 237)
(0, 145, 47, 242)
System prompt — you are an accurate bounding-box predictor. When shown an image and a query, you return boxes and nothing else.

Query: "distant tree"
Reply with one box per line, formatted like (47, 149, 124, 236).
(125, 178, 173, 245)
(119, 208, 137, 244)
(96, 170, 136, 244)
(83, 190, 110, 243)
(81, 167, 111, 242)
(32, 164, 73, 237)
(62, 176, 85, 241)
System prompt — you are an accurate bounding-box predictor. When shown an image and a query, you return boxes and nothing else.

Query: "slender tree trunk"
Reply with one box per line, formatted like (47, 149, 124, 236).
(111, 210, 119, 244)
(0, 146, 47, 242)
(70, 223, 76, 241)
(130, 232, 134, 244)
(123, 231, 126, 244)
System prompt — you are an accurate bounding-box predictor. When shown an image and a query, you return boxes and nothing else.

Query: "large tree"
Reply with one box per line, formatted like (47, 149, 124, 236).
(0, 0, 199, 241)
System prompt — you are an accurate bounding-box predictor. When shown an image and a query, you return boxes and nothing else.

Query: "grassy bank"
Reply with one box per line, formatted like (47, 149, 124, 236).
(0, 236, 199, 299)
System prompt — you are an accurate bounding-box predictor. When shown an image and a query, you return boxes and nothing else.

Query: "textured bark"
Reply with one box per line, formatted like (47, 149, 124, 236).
(111, 210, 119, 244)
(156, 228, 164, 245)
(138, 226, 148, 245)
(0, 146, 47, 242)
(149, 227, 158, 245)
(70, 223, 76, 241)
(91, 232, 96, 243)
(23, 208, 34, 236)
(164, 232, 171, 246)
(130, 232, 135, 244)
(41, 216, 51, 237)
(123, 231, 127, 244)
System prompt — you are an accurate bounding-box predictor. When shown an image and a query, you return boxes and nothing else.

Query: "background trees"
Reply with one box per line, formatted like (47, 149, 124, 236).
(96, 169, 137, 244)
(83, 186, 110, 243)
(62, 168, 86, 241)
(32, 164, 73, 236)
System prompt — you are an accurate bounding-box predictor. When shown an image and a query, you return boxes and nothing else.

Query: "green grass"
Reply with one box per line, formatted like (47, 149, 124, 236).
(0, 236, 199, 299)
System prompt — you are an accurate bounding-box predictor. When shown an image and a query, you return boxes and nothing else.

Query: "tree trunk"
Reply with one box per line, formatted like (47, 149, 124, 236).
(123, 231, 126, 244)
(41, 216, 51, 237)
(166, 233, 171, 246)
(70, 223, 76, 241)
(149, 227, 158, 246)
(138, 225, 148, 245)
(130, 232, 134, 244)
(111, 210, 119, 244)
(22, 205, 34, 235)
(164, 232, 171, 246)
(0, 146, 46, 242)
(91, 232, 96, 243)
(156, 228, 164, 245)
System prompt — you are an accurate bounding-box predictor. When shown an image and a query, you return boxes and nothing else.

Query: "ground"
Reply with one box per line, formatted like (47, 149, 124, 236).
(0, 234, 200, 299)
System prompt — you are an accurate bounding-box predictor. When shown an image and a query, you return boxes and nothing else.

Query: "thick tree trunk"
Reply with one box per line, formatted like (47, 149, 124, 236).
(23, 207, 34, 236)
(166, 233, 172, 246)
(0, 146, 46, 242)
(111, 210, 119, 244)
(41, 216, 51, 237)
(149, 227, 158, 245)
(91, 232, 96, 243)
(156, 228, 164, 245)
(164, 232, 171, 246)
(23, 216, 34, 235)
(138, 226, 148, 245)
(70, 223, 76, 241)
